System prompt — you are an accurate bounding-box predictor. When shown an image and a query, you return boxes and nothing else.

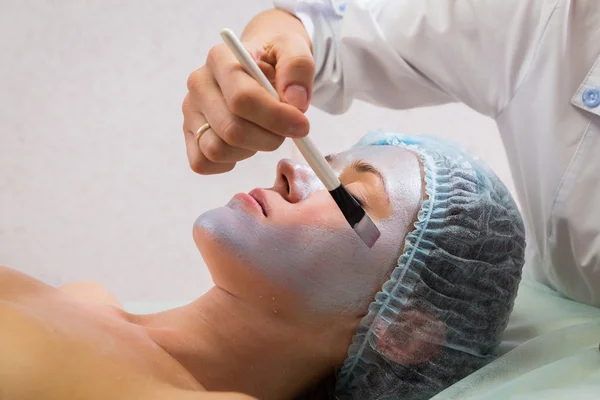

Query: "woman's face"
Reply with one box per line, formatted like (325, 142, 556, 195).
(193, 146, 423, 316)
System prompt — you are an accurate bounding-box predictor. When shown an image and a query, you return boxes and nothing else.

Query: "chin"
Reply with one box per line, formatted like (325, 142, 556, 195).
(192, 205, 259, 258)
(193, 207, 231, 253)
(194, 207, 229, 237)
(192, 206, 272, 296)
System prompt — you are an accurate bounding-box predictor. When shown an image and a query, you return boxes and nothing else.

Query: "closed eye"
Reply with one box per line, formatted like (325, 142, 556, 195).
(325, 154, 390, 211)
(351, 192, 366, 207)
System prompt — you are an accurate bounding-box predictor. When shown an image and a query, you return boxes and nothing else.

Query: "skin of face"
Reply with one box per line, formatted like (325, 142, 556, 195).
(193, 146, 423, 319)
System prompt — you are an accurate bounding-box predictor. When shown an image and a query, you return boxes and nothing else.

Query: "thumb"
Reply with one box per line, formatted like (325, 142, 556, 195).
(265, 33, 315, 112)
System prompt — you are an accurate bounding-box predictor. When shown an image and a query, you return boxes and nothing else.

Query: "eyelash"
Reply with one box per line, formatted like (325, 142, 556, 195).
(350, 191, 366, 207)
(348, 159, 369, 207)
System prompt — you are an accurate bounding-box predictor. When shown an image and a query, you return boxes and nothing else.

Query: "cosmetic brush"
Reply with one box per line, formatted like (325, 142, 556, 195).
(220, 28, 380, 248)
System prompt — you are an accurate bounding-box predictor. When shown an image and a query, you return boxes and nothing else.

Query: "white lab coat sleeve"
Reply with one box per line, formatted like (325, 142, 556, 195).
(274, 0, 561, 117)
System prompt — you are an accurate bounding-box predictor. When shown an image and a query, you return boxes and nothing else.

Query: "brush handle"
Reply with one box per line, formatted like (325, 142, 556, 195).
(220, 28, 341, 191)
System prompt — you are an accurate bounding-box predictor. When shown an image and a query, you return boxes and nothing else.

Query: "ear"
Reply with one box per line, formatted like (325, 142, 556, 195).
(374, 307, 447, 365)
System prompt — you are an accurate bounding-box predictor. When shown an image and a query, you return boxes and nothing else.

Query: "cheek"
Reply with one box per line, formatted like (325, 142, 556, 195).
(273, 192, 348, 229)
(260, 207, 405, 314)
(375, 222, 409, 266)
(272, 220, 403, 314)
(296, 232, 398, 314)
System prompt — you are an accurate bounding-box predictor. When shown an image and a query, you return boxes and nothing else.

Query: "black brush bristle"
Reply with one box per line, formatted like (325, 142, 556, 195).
(329, 185, 381, 247)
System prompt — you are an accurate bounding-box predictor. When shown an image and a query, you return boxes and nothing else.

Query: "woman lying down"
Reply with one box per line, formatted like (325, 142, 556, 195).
(0, 132, 525, 400)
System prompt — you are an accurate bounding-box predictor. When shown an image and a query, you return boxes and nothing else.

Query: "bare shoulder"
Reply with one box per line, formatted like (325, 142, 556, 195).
(0, 266, 122, 308)
(148, 387, 258, 400)
(0, 299, 54, 360)
(58, 280, 124, 309)
(0, 265, 30, 284)
(184, 392, 258, 400)
(0, 301, 51, 398)
(202, 393, 257, 400)
(0, 266, 52, 301)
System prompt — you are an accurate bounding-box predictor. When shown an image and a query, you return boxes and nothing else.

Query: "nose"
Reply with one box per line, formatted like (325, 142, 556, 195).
(273, 159, 324, 203)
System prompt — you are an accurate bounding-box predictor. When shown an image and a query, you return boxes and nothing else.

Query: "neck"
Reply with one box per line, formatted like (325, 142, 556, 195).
(135, 287, 354, 400)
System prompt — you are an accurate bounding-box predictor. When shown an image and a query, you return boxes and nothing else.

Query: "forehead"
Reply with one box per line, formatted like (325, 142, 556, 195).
(331, 145, 420, 173)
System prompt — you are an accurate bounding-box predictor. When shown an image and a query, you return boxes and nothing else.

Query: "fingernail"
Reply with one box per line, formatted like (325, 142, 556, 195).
(287, 123, 307, 137)
(284, 84, 308, 110)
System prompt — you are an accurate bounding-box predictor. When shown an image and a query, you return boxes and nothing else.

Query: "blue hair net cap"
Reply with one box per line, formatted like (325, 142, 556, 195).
(335, 132, 526, 399)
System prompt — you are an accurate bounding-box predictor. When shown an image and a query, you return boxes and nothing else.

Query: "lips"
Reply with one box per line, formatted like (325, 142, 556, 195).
(248, 188, 268, 217)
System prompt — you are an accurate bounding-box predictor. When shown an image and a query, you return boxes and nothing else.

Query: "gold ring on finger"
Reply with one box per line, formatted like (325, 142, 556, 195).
(195, 123, 211, 145)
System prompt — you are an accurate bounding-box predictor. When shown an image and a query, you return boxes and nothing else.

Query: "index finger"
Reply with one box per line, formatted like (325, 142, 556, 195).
(206, 44, 309, 138)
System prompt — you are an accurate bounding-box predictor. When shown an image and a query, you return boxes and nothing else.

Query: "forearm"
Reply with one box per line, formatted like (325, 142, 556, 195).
(241, 8, 311, 52)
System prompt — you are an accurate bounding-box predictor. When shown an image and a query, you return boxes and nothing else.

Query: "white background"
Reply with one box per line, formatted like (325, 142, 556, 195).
(0, 0, 514, 302)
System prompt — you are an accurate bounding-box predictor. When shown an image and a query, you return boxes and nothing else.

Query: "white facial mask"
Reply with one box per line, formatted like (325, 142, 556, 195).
(195, 146, 423, 313)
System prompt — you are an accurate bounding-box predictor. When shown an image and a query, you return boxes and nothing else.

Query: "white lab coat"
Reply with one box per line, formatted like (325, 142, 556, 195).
(274, 0, 600, 308)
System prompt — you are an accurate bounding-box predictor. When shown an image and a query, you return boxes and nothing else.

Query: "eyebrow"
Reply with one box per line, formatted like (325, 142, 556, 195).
(325, 154, 385, 183)
(350, 159, 385, 184)
(325, 154, 387, 197)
